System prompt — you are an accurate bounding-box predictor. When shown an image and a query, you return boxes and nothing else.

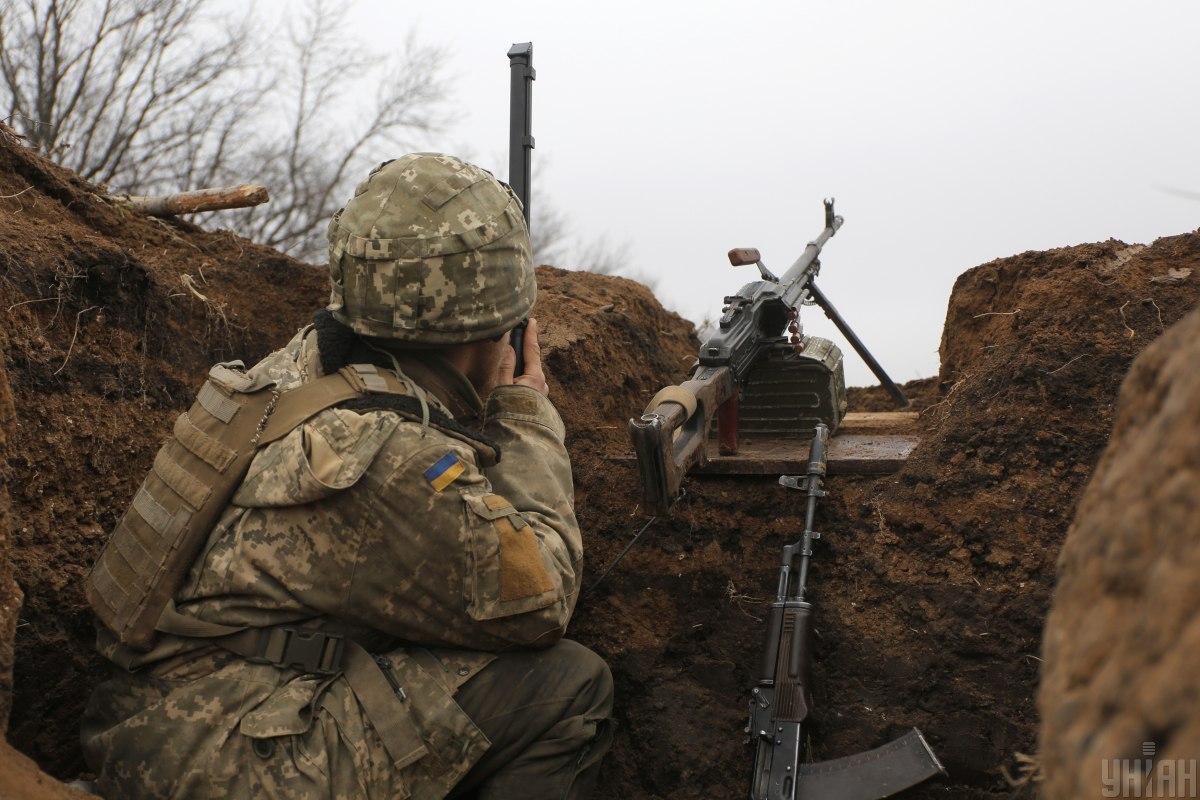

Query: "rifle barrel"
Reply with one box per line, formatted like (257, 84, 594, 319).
(780, 212, 843, 308)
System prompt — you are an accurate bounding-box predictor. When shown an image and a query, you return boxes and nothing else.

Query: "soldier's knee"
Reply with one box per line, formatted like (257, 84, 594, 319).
(551, 640, 613, 714)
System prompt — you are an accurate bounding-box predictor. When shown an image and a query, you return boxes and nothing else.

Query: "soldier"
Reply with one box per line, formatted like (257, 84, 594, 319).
(81, 153, 614, 799)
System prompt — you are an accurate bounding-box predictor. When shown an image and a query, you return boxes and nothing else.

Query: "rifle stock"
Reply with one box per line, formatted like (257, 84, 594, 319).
(628, 365, 735, 514)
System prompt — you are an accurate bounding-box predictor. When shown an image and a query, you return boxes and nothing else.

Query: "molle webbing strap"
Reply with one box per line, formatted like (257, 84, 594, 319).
(152, 449, 212, 509)
(155, 600, 426, 768)
(196, 381, 239, 423)
(173, 412, 237, 472)
(85, 364, 408, 651)
(131, 486, 173, 536)
(255, 366, 407, 445)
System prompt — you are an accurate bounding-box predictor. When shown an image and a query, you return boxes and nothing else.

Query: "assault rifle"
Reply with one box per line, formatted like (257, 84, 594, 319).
(749, 423, 943, 799)
(629, 200, 908, 514)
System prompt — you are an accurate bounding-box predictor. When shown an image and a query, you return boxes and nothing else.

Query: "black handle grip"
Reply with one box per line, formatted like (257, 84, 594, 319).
(510, 319, 528, 377)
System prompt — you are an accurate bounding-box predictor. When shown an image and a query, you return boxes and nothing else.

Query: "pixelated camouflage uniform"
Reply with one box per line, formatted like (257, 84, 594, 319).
(81, 153, 613, 799)
(82, 328, 612, 799)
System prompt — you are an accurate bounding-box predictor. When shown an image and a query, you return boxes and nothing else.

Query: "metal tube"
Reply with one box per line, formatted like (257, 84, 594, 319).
(807, 282, 910, 409)
(794, 492, 818, 602)
(507, 42, 535, 225)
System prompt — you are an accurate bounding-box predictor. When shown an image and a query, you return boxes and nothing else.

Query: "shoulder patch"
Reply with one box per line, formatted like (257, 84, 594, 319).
(424, 451, 466, 492)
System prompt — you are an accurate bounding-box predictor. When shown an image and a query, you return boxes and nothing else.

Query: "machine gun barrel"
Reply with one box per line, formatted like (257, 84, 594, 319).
(779, 200, 844, 309)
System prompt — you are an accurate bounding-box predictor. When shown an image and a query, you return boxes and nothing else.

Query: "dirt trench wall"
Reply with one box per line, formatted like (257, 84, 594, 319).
(0, 329, 18, 731)
(1039, 306, 1200, 797)
(0, 123, 327, 776)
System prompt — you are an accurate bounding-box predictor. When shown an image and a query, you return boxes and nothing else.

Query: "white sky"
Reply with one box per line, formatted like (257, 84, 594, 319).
(260, 0, 1200, 385)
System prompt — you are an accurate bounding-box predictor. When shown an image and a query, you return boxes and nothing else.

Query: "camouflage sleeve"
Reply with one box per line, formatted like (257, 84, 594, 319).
(338, 387, 580, 651)
(480, 385, 582, 613)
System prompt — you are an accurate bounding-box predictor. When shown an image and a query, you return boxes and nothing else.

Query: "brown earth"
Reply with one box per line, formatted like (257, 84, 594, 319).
(1, 120, 1199, 800)
(0, 121, 327, 784)
(1039, 305, 1200, 798)
(0, 738, 97, 799)
(0, 328, 17, 733)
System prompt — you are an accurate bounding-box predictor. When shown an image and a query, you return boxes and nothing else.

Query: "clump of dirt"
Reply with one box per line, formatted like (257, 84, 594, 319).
(0, 738, 96, 799)
(1039, 305, 1200, 797)
(847, 375, 939, 411)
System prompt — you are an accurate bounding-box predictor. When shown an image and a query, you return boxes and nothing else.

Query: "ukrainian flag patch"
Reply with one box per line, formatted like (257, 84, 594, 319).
(424, 451, 465, 492)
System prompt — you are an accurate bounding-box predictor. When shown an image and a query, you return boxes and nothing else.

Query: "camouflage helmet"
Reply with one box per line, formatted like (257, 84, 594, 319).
(326, 153, 535, 344)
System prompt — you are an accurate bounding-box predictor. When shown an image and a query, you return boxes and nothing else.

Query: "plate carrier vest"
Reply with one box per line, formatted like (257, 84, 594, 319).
(86, 360, 413, 651)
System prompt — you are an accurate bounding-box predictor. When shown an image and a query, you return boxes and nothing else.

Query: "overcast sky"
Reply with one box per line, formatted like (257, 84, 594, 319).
(260, 0, 1200, 385)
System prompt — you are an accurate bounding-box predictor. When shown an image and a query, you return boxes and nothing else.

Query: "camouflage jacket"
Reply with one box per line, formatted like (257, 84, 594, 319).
(82, 325, 583, 800)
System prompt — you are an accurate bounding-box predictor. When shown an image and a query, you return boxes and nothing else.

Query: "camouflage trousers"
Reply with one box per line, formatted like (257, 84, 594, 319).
(82, 640, 613, 800)
(449, 639, 615, 800)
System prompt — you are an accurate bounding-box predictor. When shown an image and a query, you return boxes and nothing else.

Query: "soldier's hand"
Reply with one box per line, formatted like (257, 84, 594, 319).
(497, 317, 549, 397)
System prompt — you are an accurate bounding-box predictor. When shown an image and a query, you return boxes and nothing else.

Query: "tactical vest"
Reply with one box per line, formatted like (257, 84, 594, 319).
(86, 360, 420, 652)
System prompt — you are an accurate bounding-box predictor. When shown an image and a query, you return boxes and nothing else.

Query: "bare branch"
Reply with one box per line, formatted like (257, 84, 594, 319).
(0, 0, 451, 260)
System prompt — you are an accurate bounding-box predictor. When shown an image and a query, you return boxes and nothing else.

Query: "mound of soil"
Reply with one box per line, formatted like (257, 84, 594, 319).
(0, 739, 95, 799)
(1039, 306, 1200, 797)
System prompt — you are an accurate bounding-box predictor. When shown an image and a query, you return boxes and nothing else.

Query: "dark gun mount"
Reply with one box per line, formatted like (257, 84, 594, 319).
(630, 200, 910, 514)
(749, 424, 944, 799)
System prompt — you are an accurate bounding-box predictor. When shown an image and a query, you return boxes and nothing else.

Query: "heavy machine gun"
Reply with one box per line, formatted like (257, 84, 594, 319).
(629, 200, 910, 514)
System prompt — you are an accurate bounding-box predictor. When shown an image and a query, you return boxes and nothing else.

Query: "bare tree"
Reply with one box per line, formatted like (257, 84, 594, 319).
(0, 0, 449, 260)
(529, 185, 645, 286)
(573, 234, 633, 277)
(521, 160, 640, 279)
(0, 0, 257, 192)
(529, 197, 572, 265)
(218, 3, 449, 258)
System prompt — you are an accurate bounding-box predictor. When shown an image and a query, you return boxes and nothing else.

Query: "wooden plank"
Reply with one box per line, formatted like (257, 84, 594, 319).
(837, 411, 919, 434)
(611, 432, 920, 476)
(609, 412, 922, 476)
(695, 434, 919, 476)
